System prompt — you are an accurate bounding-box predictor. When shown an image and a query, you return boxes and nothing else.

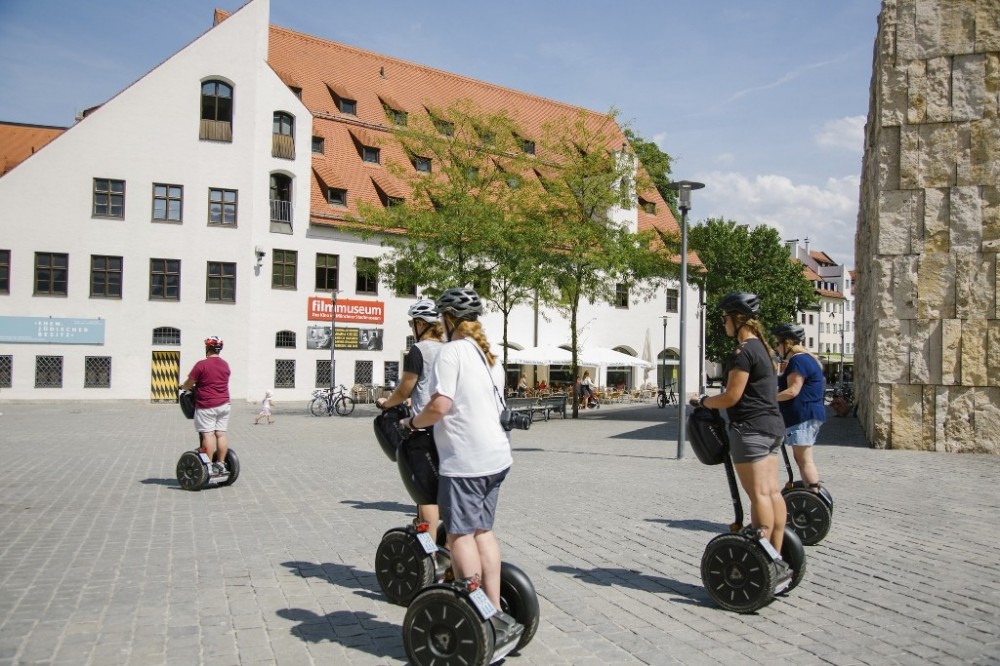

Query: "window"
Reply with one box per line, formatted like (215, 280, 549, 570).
(808, 314, 814, 325)
(412, 156, 432, 173)
(385, 361, 399, 386)
(312, 136, 325, 154)
(387, 108, 407, 126)
(808, 337, 814, 348)
(206, 262, 236, 302)
(434, 118, 454, 137)
(315, 254, 338, 291)
(152, 183, 183, 222)
(521, 138, 536, 155)
(275, 330, 296, 348)
(0, 250, 9, 294)
(641, 199, 656, 214)
(93, 178, 125, 218)
(35, 355, 63, 388)
(355, 360, 373, 385)
(615, 283, 629, 308)
(338, 98, 357, 115)
(405, 334, 416, 352)
(272, 250, 297, 289)
(379, 192, 403, 208)
(34, 252, 68, 295)
(200, 79, 233, 141)
(327, 188, 347, 206)
(275, 359, 295, 388)
(84, 356, 112, 388)
(149, 259, 180, 300)
(0, 355, 11, 388)
(666, 288, 678, 313)
(393, 261, 418, 297)
(356, 257, 379, 294)
(208, 188, 237, 226)
(362, 146, 380, 164)
(315, 360, 331, 388)
(289, 86, 302, 99)
(90, 255, 122, 298)
(272, 112, 295, 159)
(152, 327, 180, 345)
(270, 174, 292, 224)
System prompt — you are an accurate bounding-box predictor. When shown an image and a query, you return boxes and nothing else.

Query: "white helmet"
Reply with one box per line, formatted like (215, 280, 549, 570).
(407, 299, 439, 323)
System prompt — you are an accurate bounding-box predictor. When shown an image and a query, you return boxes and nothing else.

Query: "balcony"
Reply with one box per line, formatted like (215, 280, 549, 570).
(270, 199, 293, 234)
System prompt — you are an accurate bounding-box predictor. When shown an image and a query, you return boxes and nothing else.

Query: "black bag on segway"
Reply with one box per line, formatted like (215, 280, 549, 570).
(373, 404, 410, 462)
(179, 389, 196, 420)
(687, 407, 728, 465)
(397, 430, 440, 506)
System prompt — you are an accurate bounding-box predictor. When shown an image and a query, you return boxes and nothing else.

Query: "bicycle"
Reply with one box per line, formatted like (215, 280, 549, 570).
(656, 383, 678, 408)
(308, 384, 356, 416)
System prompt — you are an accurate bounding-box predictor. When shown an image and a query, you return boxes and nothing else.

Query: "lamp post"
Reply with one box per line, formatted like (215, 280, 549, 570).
(660, 314, 669, 392)
(329, 291, 340, 390)
(839, 302, 846, 384)
(666, 179, 704, 460)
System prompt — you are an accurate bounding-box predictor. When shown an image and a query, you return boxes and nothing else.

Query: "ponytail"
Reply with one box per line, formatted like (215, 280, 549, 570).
(454, 320, 496, 365)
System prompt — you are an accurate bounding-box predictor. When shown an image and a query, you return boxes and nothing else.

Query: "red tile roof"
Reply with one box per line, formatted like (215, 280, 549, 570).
(0, 122, 66, 176)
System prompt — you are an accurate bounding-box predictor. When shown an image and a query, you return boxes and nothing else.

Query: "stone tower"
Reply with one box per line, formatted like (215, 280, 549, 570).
(855, 0, 1000, 451)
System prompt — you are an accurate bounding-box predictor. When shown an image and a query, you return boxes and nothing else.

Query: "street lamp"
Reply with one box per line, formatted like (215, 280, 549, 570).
(330, 290, 341, 390)
(666, 179, 705, 460)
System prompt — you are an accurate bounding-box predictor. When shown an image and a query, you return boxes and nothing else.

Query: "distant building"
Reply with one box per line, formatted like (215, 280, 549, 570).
(0, 0, 699, 401)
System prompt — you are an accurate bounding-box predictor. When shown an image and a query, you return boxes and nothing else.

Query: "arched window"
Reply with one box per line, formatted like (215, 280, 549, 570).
(275, 330, 296, 348)
(200, 80, 233, 142)
(152, 327, 181, 345)
(270, 173, 293, 225)
(272, 112, 295, 159)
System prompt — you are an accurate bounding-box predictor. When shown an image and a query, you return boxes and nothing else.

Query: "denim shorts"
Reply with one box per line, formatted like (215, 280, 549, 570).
(439, 468, 509, 535)
(194, 404, 231, 433)
(728, 426, 782, 464)
(785, 419, 823, 447)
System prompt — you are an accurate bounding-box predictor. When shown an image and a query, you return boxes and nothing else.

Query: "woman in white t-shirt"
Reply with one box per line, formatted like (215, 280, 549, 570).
(401, 287, 518, 637)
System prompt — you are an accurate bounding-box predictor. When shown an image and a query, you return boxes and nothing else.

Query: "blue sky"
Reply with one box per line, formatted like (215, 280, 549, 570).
(0, 0, 880, 266)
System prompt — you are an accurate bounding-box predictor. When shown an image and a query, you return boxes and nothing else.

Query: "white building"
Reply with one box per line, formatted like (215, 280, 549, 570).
(0, 0, 700, 403)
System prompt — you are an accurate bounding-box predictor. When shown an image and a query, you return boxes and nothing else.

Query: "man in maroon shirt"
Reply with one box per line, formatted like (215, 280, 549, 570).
(180, 336, 232, 474)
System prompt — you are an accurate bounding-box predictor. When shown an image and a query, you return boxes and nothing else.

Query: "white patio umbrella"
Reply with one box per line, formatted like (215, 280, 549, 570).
(578, 346, 652, 368)
(641, 329, 653, 381)
(506, 345, 573, 366)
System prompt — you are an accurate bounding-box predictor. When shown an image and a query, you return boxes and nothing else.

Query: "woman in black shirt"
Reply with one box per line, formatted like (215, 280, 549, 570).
(691, 292, 787, 554)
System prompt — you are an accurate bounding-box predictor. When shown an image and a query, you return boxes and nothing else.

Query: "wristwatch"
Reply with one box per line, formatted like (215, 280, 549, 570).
(698, 394, 708, 408)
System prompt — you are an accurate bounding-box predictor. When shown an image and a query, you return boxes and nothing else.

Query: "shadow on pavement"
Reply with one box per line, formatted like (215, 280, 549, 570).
(276, 607, 402, 659)
(341, 499, 413, 514)
(139, 478, 179, 487)
(645, 517, 727, 533)
(282, 560, 377, 592)
(547, 565, 709, 605)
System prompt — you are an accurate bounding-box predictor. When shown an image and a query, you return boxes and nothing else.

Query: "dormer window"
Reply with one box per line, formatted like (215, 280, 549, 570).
(412, 156, 432, 173)
(434, 118, 454, 137)
(521, 138, 536, 155)
(387, 108, 408, 126)
(327, 83, 356, 116)
(363, 146, 381, 164)
(639, 198, 656, 214)
(327, 188, 347, 207)
(339, 98, 357, 115)
(312, 136, 325, 154)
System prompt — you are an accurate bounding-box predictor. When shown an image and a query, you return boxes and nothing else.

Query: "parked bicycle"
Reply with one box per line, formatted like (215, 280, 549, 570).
(657, 382, 678, 408)
(308, 384, 356, 416)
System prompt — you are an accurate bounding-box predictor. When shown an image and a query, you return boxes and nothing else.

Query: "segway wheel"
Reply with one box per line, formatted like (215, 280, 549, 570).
(218, 449, 240, 487)
(335, 396, 355, 416)
(176, 451, 208, 491)
(778, 526, 807, 595)
(701, 533, 774, 613)
(375, 531, 435, 606)
(783, 488, 832, 545)
(403, 588, 494, 666)
(499, 562, 540, 651)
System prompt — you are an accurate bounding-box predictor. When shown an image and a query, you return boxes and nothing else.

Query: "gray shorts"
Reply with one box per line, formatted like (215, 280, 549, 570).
(438, 468, 509, 535)
(194, 404, 231, 433)
(729, 426, 782, 464)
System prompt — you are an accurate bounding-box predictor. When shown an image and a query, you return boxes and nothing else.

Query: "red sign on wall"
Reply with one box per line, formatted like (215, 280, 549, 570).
(308, 297, 385, 324)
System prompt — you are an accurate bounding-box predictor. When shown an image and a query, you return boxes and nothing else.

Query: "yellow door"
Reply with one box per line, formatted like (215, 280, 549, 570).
(151, 351, 180, 403)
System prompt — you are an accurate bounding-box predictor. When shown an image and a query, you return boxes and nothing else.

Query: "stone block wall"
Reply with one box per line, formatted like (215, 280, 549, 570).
(856, 0, 1000, 452)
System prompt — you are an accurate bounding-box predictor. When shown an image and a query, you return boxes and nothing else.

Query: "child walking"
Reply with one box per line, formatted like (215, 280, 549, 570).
(254, 390, 275, 425)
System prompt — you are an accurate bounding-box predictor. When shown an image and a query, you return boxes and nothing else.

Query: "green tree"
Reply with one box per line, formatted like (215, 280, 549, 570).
(356, 100, 549, 371)
(687, 218, 816, 364)
(535, 110, 680, 416)
(623, 128, 677, 216)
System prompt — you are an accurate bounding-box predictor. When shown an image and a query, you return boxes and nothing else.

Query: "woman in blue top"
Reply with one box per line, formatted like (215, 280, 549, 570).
(773, 323, 826, 492)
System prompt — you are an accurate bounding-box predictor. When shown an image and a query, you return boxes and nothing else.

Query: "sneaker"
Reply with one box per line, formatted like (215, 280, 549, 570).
(212, 462, 227, 475)
(773, 559, 793, 594)
(489, 610, 524, 645)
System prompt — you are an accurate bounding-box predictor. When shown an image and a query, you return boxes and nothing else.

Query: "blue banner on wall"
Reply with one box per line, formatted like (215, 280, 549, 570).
(0, 316, 106, 344)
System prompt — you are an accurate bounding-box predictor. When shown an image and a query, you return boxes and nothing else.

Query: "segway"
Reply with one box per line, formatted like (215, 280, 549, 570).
(372, 408, 539, 665)
(779, 442, 833, 545)
(176, 389, 240, 491)
(688, 407, 806, 613)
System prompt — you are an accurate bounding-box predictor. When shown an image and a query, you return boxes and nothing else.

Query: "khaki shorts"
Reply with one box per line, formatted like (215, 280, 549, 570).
(194, 404, 231, 433)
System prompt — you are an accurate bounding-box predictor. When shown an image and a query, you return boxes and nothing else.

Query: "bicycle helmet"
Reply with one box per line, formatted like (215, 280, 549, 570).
(717, 292, 760, 318)
(771, 323, 805, 344)
(407, 299, 439, 323)
(435, 287, 483, 321)
(204, 336, 224, 352)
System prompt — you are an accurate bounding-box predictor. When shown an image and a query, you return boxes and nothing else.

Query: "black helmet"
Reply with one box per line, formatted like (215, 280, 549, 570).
(772, 323, 805, 344)
(718, 292, 760, 318)
(436, 287, 483, 321)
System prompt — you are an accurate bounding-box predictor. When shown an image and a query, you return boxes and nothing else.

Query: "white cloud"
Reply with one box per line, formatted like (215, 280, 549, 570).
(816, 115, 866, 153)
(689, 170, 860, 266)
